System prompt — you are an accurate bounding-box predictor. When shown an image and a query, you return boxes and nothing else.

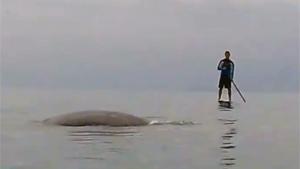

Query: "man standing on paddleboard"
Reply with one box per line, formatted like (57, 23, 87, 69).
(217, 51, 234, 102)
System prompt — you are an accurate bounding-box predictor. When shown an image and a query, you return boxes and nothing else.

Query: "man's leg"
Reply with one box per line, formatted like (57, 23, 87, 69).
(228, 88, 231, 102)
(218, 87, 223, 101)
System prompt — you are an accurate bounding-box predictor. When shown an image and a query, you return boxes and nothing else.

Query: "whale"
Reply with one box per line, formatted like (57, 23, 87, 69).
(43, 110, 149, 127)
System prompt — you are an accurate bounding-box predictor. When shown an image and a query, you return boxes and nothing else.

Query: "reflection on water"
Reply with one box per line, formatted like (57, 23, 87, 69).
(66, 127, 141, 162)
(69, 130, 139, 137)
(68, 127, 141, 144)
(70, 156, 105, 161)
(218, 103, 238, 169)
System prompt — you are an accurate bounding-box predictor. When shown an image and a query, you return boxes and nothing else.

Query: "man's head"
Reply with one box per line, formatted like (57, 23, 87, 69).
(225, 51, 230, 59)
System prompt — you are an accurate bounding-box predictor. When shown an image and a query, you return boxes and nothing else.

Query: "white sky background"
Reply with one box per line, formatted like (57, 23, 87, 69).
(1, 0, 299, 91)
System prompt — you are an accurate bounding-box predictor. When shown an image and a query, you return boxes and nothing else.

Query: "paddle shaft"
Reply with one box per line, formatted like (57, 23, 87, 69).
(232, 80, 246, 103)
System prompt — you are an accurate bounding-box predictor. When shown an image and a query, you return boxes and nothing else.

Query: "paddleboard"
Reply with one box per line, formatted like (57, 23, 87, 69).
(218, 100, 232, 108)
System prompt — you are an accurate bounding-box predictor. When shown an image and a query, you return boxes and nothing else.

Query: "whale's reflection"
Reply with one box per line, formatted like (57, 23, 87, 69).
(66, 127, 138, 161)
(70, 130, 138, 137)
(68, 127, 140, 139)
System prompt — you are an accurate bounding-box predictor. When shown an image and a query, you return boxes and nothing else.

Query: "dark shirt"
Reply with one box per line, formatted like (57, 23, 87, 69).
(217, 59, 234, 79)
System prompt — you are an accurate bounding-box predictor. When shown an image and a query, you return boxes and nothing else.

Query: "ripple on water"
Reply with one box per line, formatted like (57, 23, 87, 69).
(69, 130, 138, 137)
(70, 156, 105, 161)
(218, 113, 238, 169)
(65, 127, 137, 161)
(67, 127, 140, 145)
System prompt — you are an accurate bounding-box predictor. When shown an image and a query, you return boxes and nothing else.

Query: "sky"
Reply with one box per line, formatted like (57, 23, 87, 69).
(1, 0, 299, 92)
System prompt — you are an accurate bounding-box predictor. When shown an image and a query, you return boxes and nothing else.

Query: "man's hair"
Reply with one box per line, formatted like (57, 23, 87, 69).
(225, 51, 230, 55)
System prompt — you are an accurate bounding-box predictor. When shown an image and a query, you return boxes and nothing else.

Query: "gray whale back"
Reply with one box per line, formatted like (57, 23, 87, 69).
(43, 110, 149, 126)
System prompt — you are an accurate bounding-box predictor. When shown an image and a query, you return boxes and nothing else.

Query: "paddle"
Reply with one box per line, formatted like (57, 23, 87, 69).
(231, 80, 246, 103)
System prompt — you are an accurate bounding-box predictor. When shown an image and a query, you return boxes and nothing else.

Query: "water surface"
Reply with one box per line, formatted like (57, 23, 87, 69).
(1, 88, 299, 169)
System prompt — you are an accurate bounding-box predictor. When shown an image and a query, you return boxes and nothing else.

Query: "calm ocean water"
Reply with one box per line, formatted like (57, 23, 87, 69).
(1, 88, 299, 169)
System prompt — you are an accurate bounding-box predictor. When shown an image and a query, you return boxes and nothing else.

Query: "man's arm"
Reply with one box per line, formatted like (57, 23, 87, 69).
(217, 60, 224, 70)
(230, 62, 234, 80)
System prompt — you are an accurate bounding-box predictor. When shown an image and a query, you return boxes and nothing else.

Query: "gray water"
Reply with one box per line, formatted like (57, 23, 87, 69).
(1, 88, 299, 169)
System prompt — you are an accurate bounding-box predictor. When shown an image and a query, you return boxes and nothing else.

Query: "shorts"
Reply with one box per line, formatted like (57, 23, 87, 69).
(219, 75, 231, 89)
